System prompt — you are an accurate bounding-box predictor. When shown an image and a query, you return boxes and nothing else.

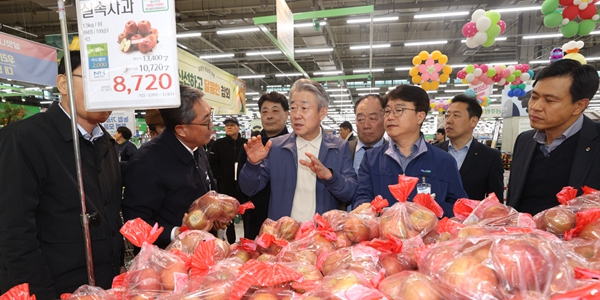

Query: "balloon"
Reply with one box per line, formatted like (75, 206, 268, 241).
(513, 78, 523, 85)
(472, 9, 487, 22)
(580, 4, 598, 19)
(477, 98, 483, 105)
(412, 75, 422, 84)
(563, 6, 579, 20)
(559, 0, 570, 7)
(465, 89, 477, 97)
(561, 20, 579, 37)
(518, 83, 526, 90)
(465, 73, 475, 82)
(486, 11, 501, 24)
(543, 12, 564, 28)
(476, 17, 492, 31)
(502, 68, 512, 78)
(473, 31, 488, 45)
(521, 64, 530, 72)
(442, 65, 452, 75)
(520, 73, 531, 81)
(480, 64, 489, 73)
(482, 35, 496, 47)
(412, 56, 421, 66)
(484, 77, 494, 85)
(465, 37, 479, 48)
(486, 69, 497, 77)
(440, 74, 450, 83)
(462, 22, 478, 38)
(508, 90, 514, 97)
(443, 100, 449, 105)
(439, 55, 449, 65)
(541, 0, 560, 15)
(507, 66, 516, 73)
(514, 70, 522, 77)
(439, 107, 445, 112)
(492, 74, 502, 82)
(430, 103, 436, 109)
(465, 65, 475, 73)
(498, 78, 507, 85)
(409, 67, 419, 77)
(528, 70, 534, 77)
(421, 81, 431, 90)
(486, 24, 501, 38)
(498, 20, 507, 34)
(578, 19, 596, 36)
(565, 53, 587, 64)
(431, 50, 442, 60)
(462, 79, 469, 84)
(494, 65, 503, 73)
(506, 74, 516, 82)
(473, 68, 483, 77)
(430, 81, 440, 90)
(471, 78, 480, 85)
(419, 51, 429, 60)
(457, 70, 467, 79)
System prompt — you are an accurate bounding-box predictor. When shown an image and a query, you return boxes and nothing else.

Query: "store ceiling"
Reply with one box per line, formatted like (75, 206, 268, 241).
(0, 0, 599, 124)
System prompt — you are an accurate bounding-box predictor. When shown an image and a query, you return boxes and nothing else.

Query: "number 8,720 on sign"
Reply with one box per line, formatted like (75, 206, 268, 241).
(113, 73, 173, 95)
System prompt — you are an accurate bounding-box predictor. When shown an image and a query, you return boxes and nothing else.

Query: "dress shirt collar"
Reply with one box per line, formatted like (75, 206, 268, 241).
(297, 128, 323, 150)
(59, 103, 104, 142)
(355, 138, 385, 153)
(448, 137, 474, 151)
(533, 114, 584, 155)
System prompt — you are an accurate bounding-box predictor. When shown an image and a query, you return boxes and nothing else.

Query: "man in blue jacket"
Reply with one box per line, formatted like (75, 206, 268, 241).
(352, 85, 467, 217)
(239, 79, 357, 221)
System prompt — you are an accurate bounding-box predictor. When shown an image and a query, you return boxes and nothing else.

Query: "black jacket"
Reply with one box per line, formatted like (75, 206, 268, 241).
(0, 103, 124, 299)
(436, 138, 505, 200)
(122, 128, 215, 248)
(209, 133, 247, 201)
(507, 116, 600, 213)
(116, 140, 137, 162)
(237, 128, 289, 239)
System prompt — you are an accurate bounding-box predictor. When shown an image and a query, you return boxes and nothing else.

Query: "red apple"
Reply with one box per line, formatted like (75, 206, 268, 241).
(482, 203, 513, 225)
(540, 207, 576, 234)
(320, 250, 349, 276)
(442, 255, 500, 297)
(137, 20, 152, 36)
(184, 210, 211, 231)
(117, 31, 127, 43)
(295, 264, 323, 281)
(257, 253, 277, 262)
(259, 219, 278, 236)
(492, 239, 550, 290)
(379, 253, 410, 276)
(507, 290, 546, 300)
(131, 267, 162, 291)
(409, 209, 437, 232)
(250, 293, 278, 300)
(379, 271, 441, 300)
(124, 20, 138, 36)
(130, 33, 143, 51)
(332, 231, 353, 248)
(148, 27, 159, 39)
(160, 261, 187, 291)
(312, 233, 336, 257)
(579, 219, 600, 240)
(342, 216, 370, 243)
(276, 217, 300, 241)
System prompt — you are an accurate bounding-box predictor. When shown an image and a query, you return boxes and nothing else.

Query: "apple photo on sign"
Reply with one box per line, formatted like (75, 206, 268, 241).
(118, 20, 159, 54)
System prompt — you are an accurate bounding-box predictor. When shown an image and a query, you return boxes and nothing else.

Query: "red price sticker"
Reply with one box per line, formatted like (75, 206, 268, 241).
(113, 73, 173, 94)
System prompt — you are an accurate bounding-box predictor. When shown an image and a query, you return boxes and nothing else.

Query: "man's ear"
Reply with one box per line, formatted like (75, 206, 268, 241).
(574, 98, 590, 115)
(319, 107, 328, 121)
(56, 74, 68, 95)
(417, 111, 426, 125)
(174, 124, 186, 138)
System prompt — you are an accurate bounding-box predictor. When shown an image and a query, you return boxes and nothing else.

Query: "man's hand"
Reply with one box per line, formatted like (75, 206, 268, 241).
(299, 152, 333, 180)
(244, 136, 272, 164)
(212, 220, 229, 230)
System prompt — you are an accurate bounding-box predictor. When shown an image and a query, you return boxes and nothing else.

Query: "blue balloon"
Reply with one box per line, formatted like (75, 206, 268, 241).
(520, 89, 527, 97)
(528, 70, 534, 77)
(465, 89, 477, 97)
(508, 90, 514, 97)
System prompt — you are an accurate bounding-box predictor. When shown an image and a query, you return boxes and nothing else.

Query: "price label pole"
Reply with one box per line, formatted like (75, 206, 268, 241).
(57, 0, 96, 285)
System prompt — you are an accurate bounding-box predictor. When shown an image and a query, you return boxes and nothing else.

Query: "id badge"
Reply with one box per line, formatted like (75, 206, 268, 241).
(417, 183, 431, 195)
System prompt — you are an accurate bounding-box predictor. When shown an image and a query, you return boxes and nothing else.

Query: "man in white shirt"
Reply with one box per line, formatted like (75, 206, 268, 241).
(239, 79, 357, 222)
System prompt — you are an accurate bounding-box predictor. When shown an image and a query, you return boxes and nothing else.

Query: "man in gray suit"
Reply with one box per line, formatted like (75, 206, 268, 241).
(350, 94, 386, 172)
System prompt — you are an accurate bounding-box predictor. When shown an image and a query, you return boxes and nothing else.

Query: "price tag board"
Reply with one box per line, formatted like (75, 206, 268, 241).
(76, 0, 180, 111)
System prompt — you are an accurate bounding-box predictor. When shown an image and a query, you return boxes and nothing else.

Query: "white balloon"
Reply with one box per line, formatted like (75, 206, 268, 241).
(520, 73, 531, 81)
(579, 2, 588, 10)
(507, 66, 516, 73)
(473, 32, 488, 45)
(593, 14, 599, 21)
(472, 9, 486, 22)
(465, 37, 479, 48)
(576, 41, 585, 49)
(562, 18, 570, 26)
(465, 73, 475, 83)
(476, 17, 491, 32)
(498, 78, 506, 85)
(473, 68, 483, 77)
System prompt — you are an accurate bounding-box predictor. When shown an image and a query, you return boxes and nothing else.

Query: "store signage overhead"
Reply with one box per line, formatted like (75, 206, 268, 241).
(0, 32, 57, 86)
(75, 0, 180, 111)
(177, 48, 246, 115)
(276, 0, 294, 60)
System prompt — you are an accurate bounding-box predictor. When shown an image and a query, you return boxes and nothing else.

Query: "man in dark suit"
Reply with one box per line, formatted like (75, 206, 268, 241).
(238, 92, 289, 239)
(349, 94, 386, 173)
(436, 94, 504, 200)
(122, 85, 217, 249)
(507, 59, 600, 215)
(339, 121, 357, 141)
(0, 51, 124, 299)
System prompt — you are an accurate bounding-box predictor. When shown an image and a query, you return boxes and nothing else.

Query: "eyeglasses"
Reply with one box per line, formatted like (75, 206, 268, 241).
(72, 74, 82, 78)
(356, 111, 383, 124)
(183, 121, 212, 129)
(383, 107, 417, 118)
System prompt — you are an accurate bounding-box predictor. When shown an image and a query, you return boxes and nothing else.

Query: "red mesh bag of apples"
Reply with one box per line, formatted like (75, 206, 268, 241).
(255, 217, 299, 255)
(564, 208, 600, 241)
(278, 261, 324, 294)
(316, 243, 382, 281)
(563, 238, 600, 270)
(119, 218, 189, 298)
(181, 191, 253, 231)
(321, 209, 380, 246)
(377, 271, 442, 300)
(228, 259, 303, 300)
(166, 229, 230, 260)
(300, 269, 388, 300)
(460, 193, 536, 228)
(418, 232, 576, 299)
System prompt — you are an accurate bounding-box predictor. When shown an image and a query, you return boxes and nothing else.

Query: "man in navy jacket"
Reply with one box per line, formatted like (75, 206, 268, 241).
(239, 79, 357, 221)
(352, 85, 467, 217)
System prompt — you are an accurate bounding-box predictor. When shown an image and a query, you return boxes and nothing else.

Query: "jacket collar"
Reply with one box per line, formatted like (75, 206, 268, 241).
(162, 128, 195, 165)
(48, 102, 110, 144)
(260, 127, 289, 141)
(282, 127, 339, 160)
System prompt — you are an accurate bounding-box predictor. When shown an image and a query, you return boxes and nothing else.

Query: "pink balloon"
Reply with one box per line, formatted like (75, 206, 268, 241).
(473, 64, 480, 68)
(502, 68, 512, 78)
(480, 64, 488, 73)
(457, 70, 467, 79)
(462, 22, 478, 38)
(498, 20, 506, 34)
(513, 78, 523, 85)
(492, 74, 502, 82)
(430, 72, 439, 81)
(472, 78, 480, 85)
(484, 77, 494, 85)
(514, 64, 521, 71)
(521, 64, 530, 72)
(494, 65, 503, 73)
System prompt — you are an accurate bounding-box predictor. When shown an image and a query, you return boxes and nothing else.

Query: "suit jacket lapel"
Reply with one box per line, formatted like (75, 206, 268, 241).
(459, 138, 479, 176)
(510, 134, 537, 207)
(570, 117, 600, 189)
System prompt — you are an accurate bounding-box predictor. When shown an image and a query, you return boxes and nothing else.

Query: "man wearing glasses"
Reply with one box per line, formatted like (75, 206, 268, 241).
(352, 85, 466, 217)
(122, 85, 217, 249)
(350, 94, 387, 173)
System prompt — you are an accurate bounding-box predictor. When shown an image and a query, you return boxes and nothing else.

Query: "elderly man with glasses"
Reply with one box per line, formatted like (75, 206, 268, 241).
(122, 85, 217, 249)
(352, 85, 467, 217)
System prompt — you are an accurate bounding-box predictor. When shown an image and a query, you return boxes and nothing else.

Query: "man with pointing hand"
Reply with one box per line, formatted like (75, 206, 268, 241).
(239, 79, 357, 222)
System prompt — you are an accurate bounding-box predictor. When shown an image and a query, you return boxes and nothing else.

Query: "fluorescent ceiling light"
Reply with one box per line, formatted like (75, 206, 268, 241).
(530, 60, 549, 64)
(329, 94, 351, 97)
(333, 100, 353, 103)
(414, 11, 469, 19)
(45, 86, 54, 89)
(493, 6, 541, 13)
(39, 101, 54, 104)
(591, 31, 600, 35)
(238, 75, 265, 79)
(314, 70, 343, 75)
(275, 73, 303, 77)
(461, 37, 506, 43)
(426, 91, 438, 94)
(452, 64, 468, 68)
(349, 44, 391, 50)
(246, 103, 258, 106)
(326, 89, 348, 92)
(246, 92, 259, 95)
(395, 67, 413, 71)
(217, 27, 259, 34)
(199, 53, 234, 59)
(523, 33, 562, 40)
(295, 47, 333, 53)
(176, 32, 202, 38)
(405, 40, 447, 46)
(252, 97, 260, 100)
(356, 87, 381, 91)
(353, 68, 384, 73)
(444, 90, 467, 93)
(489, 61, 518, 66)
(246, 50, 282, 56)
(295, 21, 327, 28)
(347, 16, 399, 24)
(454, 84, 469, 87)
(586, 57, 600, 61)
(358, 93, 382, 96)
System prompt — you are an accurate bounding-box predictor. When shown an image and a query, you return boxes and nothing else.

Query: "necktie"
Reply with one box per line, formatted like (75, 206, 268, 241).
(362, 146, 373, 151)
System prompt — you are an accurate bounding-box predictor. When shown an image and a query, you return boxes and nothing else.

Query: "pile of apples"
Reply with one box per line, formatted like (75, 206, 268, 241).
(118, 20, 159, 54)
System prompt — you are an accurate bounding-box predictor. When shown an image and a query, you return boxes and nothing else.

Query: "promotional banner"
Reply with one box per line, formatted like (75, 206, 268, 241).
(0, 32, 57, 86)
(100, 109, 136, 135)
(482, 104, 502, 118)
(76, 0, 180, 111)
(276, 0, 294, 60)
(501, 85, 532, 117)
(178, 48, 246, 115)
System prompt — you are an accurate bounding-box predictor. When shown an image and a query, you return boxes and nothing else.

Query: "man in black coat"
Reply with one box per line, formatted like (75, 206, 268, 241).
(114, 126, 138, 162)
(507, 59, 600, 215)
(237, 92, 290, 239)
(209, 116, 247, 243)
(436, 94, 504, 201)
(122, 85, 217, 249)
(0, 51, 124, 299)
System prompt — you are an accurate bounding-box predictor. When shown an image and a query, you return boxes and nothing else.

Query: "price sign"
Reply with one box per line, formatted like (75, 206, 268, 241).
(76, 0, 180, 111)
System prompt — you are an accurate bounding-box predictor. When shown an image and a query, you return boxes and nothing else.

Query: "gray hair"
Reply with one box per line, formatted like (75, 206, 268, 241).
(160, 85, 205, 130)
(289, 79, 329, 110)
